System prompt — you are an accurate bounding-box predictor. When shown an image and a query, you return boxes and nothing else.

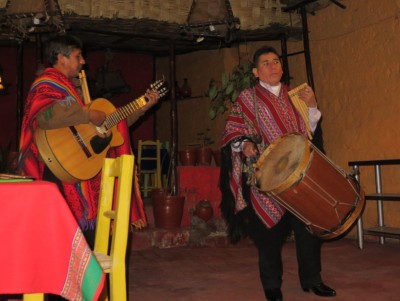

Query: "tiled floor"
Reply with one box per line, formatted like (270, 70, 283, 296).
(129, 238, 400, 301)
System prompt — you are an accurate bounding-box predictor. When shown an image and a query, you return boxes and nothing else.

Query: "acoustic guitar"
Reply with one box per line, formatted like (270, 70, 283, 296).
(35, 79, 168, 183)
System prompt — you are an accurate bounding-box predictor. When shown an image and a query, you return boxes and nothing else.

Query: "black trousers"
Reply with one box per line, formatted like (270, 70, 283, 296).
(247, 210, 322, 290)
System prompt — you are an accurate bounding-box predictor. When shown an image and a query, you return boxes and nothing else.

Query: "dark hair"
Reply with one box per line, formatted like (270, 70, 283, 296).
(46, 35, 83, 66)
(252, 46, 280, 67)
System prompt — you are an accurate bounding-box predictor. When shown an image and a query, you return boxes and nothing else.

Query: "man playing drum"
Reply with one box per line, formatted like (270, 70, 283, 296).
(220, 46, 336, 301)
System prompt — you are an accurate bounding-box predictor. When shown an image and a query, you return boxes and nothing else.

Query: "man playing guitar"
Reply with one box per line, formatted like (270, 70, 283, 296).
(18, 35, 160, 249)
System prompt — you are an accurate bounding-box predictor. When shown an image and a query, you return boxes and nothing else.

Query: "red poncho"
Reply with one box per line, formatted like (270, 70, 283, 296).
(18, 67, 147, 229)
(221, 83, 308, 228)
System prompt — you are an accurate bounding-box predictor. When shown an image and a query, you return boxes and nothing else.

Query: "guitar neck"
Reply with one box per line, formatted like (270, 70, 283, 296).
(104, 96, 147, 130)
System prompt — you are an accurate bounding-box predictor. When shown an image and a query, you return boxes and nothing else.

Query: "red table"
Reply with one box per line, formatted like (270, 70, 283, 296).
(0, 180, 105, 300)
(177, 166, 221, 226)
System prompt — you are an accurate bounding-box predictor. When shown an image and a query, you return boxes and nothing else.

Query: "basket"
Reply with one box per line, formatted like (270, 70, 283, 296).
(58, 0, 191, 22)
(230, 0, 301, 30)
(56, 0, 301, 30)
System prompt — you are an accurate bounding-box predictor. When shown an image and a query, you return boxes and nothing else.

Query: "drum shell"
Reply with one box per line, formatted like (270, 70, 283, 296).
(255, 133, 365, 239)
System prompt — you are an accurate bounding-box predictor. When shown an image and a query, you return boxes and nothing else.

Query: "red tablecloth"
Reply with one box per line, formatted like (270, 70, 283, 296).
(178, 166, 221, 226)
(0, 180, 105, 300)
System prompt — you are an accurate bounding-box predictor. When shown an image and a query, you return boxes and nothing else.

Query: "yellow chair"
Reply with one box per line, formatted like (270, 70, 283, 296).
(93, 154, 134, 301)
(137, 139, 162, 197)
(23, 294, 44, 301)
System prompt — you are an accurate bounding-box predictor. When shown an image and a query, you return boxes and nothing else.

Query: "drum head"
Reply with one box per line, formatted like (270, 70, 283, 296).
(255, 134, 309, 193)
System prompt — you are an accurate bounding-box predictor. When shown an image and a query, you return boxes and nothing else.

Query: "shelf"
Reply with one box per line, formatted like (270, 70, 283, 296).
(168, 96, 204, 101)
(365, 193, 400, 201)
(349, 158, 400, 166)
(348, 159, 400, 249)
(365, 226, 400, 238)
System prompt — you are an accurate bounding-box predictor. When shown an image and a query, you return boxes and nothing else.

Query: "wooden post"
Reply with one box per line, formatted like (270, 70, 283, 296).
(169, 39, 178, 195)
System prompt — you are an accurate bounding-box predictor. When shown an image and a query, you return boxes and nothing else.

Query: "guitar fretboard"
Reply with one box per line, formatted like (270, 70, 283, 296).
(104, 96, 147, 130)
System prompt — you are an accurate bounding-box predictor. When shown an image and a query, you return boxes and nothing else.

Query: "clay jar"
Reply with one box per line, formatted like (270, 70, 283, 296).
(151, 188, 185, 229)
(194, 200, 214, 222)
(179, 148, 197, 166)
(196, 147, 212, 166)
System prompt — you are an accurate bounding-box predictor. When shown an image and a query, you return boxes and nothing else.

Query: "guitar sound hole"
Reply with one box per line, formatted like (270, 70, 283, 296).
(91, 133, 113, 154)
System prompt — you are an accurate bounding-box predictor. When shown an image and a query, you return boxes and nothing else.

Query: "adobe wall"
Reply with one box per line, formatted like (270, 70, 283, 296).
(156, 0, 400, 238)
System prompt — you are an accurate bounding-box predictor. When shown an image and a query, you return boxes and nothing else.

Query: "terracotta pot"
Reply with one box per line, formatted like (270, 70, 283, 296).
(196, 147, 212, 166)
(194, 200, 214, 222)
(212, 150, 221, 166)
(152, 193, 185, 229)
(150, 188, 171, 200)
(179, 149, 197, 166)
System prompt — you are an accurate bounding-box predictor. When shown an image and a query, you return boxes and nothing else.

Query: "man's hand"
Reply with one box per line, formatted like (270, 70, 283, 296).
(298, 84, 317, 108)
(242, 141, 257, 158)
(89, 109, 106, 126)
(142, 89, 160, 112)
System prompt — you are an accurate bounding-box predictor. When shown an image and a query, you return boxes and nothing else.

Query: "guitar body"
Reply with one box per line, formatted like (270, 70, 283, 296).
(36, 98, 124, 183)
(35, 79, 168, 183)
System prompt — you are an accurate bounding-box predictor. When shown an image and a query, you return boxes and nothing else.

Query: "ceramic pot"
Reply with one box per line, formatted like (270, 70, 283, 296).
(194, 200, 214, 222)
(152, 193, 185, 229)
(150, 188, 171, 200)
(196, 147, 212, 166)
(179, 149, 197, 166)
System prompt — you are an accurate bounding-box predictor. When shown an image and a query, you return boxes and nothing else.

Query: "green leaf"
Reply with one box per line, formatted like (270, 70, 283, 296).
(208, 108, 217, 120)
(243, 76, 250, 87)
(218, 105, 227, 113)
(208, 86, 218, 100)
(225, 82, 234, 95)
(221, 73, 229, 86)
(231, 90, 239, 102)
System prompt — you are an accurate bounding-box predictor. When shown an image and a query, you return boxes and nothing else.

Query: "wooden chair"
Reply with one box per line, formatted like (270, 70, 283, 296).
(22, 294, 44, 301)
(93, 154, 135, 301)
(137, 139, 162, 197)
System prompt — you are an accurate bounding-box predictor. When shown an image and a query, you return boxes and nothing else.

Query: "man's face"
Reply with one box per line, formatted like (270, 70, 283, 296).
(252, 52, 283, 86)
(58, 48, 85, 79)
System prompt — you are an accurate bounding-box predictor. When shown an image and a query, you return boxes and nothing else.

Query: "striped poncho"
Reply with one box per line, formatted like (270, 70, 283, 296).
(18, 67, 147, 230)
(221, 82, 308, 230)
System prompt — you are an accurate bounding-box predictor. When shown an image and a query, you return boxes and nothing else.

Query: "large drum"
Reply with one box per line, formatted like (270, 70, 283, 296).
(254, 133, 365, 239)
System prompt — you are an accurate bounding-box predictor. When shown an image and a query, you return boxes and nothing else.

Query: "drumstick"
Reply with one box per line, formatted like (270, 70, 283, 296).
(288, 83, 313, 139)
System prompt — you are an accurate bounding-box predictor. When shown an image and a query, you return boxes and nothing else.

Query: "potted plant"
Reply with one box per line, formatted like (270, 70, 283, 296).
(151, 187, 185, 229)
(196, 128, 214, 166)
(151, 155, 185, 229)
(178, 147, 197, 166)
(205, 63, 257, 120)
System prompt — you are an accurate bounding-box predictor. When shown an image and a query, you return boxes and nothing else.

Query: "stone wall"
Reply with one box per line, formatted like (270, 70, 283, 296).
(155, 0, 400, 238)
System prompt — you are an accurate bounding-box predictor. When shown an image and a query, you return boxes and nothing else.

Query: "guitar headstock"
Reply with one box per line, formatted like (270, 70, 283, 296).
(150, 79, 169, 98)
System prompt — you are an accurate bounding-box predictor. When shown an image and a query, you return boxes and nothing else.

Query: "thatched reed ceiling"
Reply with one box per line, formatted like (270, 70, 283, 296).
(0, 0, 344, 56)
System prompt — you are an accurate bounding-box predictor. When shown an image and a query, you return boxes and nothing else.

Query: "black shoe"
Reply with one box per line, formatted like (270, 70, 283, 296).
(264, 288, 283, 301)
(302, 282, 336, 297)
